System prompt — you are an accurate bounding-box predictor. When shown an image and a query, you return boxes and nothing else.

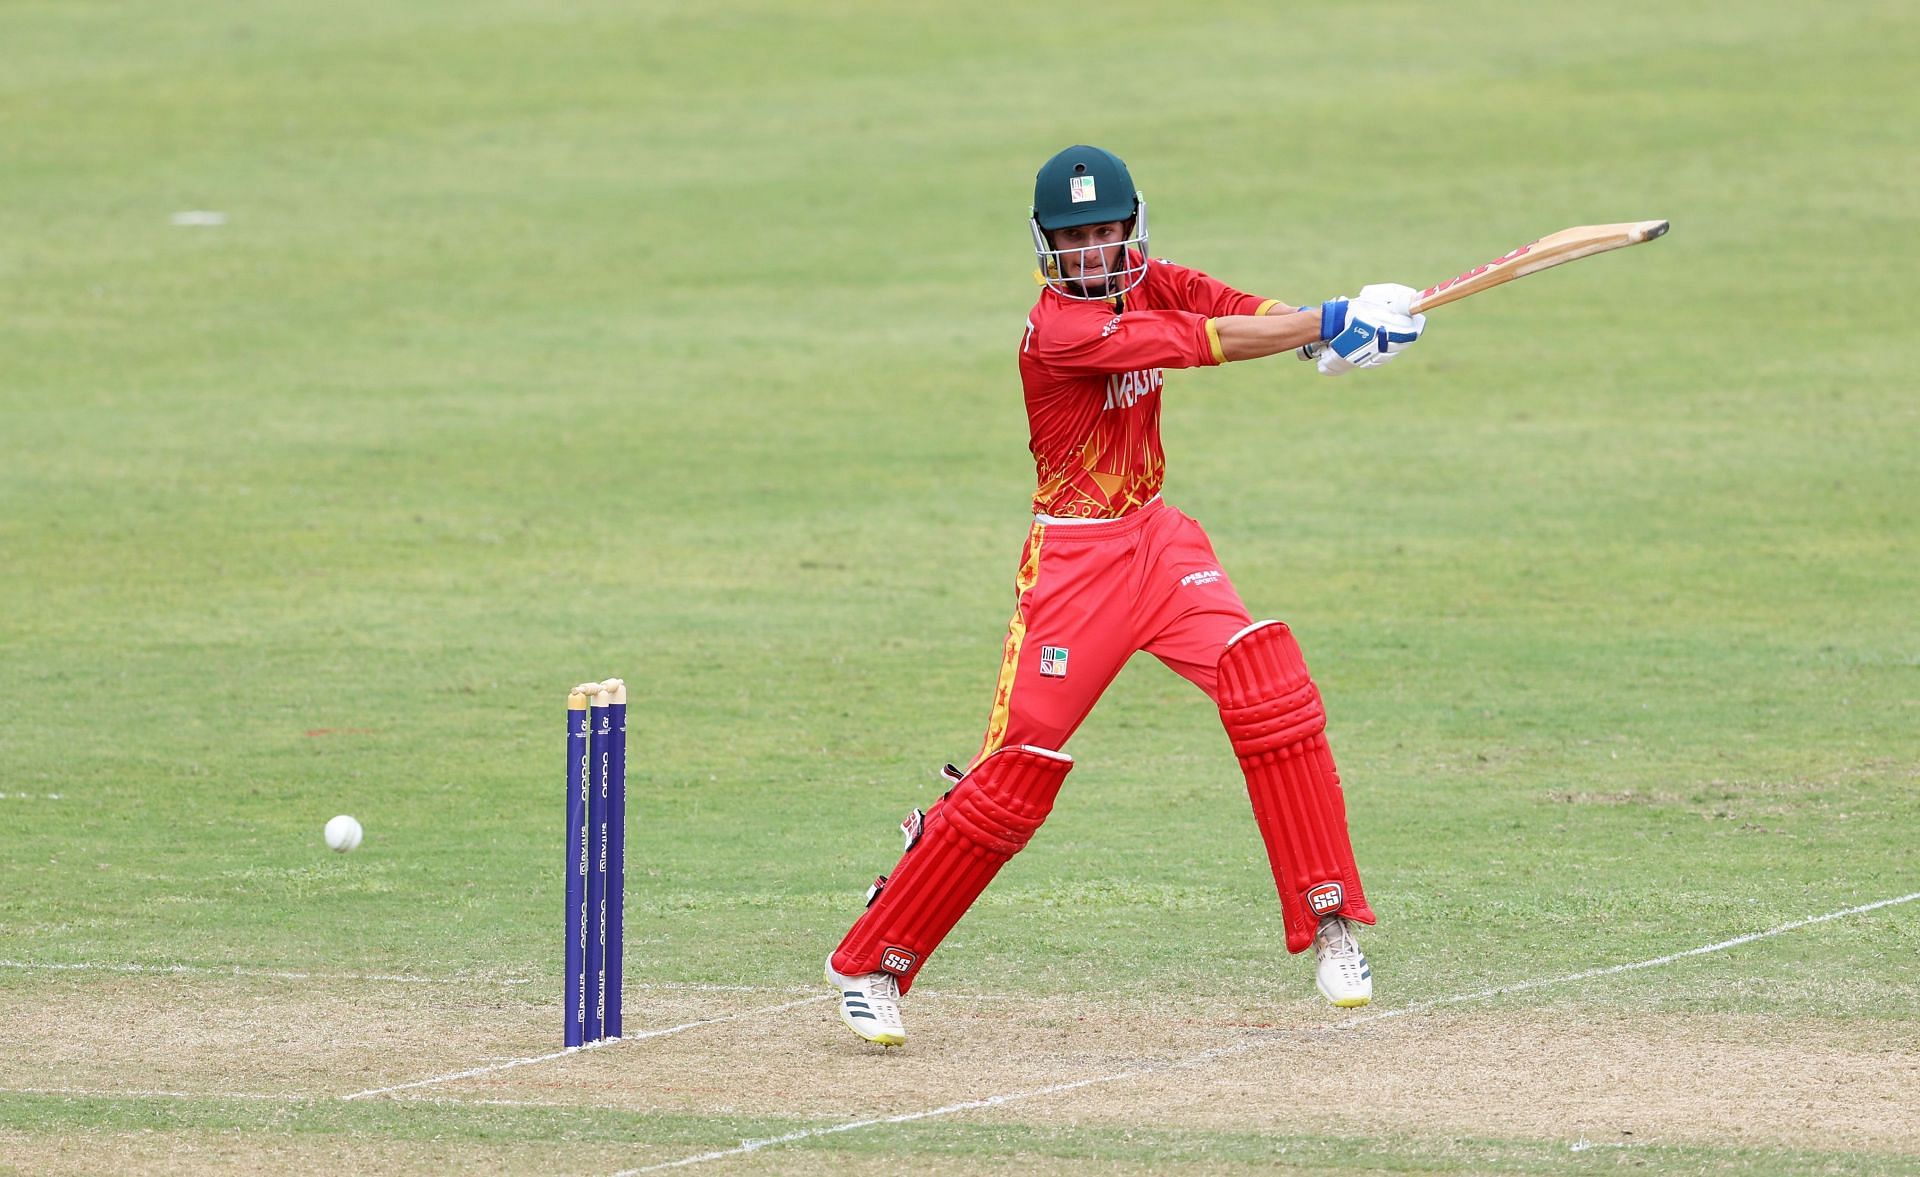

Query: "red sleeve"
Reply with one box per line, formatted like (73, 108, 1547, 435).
(1028, 299, 1220, 376)
(1151, 259, 1276, 318)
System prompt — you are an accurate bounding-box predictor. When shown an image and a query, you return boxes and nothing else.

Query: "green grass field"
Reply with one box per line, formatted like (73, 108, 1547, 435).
(3, 2, 1917, 1173)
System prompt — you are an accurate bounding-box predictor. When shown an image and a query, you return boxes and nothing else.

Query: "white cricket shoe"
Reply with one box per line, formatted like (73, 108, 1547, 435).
(1313, 916, 1373, 1008)
(825, 954, 906, 1047)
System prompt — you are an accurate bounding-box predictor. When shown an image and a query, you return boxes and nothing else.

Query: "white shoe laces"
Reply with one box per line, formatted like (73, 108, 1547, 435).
(851, 970, 901, 1015)
(1316, 917, 1362, 961)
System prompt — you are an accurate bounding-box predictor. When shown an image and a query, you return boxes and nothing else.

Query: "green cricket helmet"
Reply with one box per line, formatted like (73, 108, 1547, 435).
(1029, 144, 1151, 300)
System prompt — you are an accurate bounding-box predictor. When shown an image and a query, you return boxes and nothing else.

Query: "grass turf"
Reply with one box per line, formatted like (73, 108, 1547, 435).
(2, 0, 1916, 1172)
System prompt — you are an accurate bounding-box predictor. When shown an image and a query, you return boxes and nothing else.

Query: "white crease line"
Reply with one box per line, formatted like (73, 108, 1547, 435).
(614, 889, 1920, 1175)
(341, 1038, 618, 1101)
(1330, 887, 1920, 1027)
(341, 995, 835, 1101)
(618, 1075, 1126, 1174)
(0, 959, 536, 986)
(0, 793, 62, 800)
(391, 1093, 592, 1110)
(1160, 889, 1920, 1062)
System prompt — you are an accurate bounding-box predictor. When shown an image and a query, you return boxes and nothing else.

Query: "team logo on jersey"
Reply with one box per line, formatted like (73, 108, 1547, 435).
(1179, 569, 1223, 587)
(1101, 314, 1122, 338)
(1069, 175, 1097, 203)
(1039, 646, 1070, 678)
(1307, 882, 1345, 915)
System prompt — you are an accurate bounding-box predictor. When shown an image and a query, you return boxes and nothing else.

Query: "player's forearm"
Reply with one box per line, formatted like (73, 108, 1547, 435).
(1213, 308, 1322, 362)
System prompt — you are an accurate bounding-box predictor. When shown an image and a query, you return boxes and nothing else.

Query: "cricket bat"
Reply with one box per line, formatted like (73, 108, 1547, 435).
(1300, 219, 1670, 358)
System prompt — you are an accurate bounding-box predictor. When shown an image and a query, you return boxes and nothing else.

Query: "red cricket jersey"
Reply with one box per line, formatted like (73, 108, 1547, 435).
(1018, 254, 1275, 519)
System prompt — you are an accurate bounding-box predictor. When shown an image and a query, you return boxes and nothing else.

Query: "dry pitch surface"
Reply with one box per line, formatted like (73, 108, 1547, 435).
(3, 947, 1917, 1176)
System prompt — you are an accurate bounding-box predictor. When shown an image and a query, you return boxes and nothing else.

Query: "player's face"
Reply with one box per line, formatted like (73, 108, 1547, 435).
(1051, 220, 1131, 296)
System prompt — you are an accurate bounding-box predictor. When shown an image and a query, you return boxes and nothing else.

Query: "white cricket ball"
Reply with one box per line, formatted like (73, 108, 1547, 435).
(324, 814, 363, 853)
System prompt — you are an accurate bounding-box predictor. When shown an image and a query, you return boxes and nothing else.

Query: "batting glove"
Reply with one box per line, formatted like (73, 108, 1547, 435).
(1313, 289, 1426, 376)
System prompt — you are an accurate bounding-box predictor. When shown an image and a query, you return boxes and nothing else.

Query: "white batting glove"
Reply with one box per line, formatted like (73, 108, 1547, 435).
(1311, 290, 1427, 376)
(1354, 282, 1418, 317)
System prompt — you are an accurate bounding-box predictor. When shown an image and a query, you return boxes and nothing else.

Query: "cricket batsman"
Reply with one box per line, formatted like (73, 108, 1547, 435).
(826, 145, 1426, 1046)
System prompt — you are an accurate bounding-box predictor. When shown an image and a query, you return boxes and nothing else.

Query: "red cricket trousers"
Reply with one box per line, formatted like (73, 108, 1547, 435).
(832, 496, 1372, 987)
(972, 497, 1252, 765)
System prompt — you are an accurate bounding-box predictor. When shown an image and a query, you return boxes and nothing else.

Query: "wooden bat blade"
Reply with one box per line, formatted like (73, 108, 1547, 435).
(1297, 219, 1668, 360)
(1410, 218, 1670, 313)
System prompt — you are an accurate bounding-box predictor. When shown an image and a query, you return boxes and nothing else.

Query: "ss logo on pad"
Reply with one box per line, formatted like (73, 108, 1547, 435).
(1307, 882, 1344, 915)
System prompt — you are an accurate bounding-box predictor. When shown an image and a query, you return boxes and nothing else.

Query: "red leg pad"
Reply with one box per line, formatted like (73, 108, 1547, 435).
(832, 745, 1072, 992)
(1217, 621, 1375, 954)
